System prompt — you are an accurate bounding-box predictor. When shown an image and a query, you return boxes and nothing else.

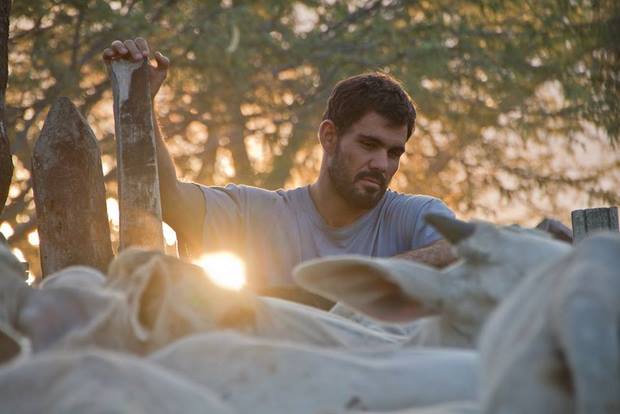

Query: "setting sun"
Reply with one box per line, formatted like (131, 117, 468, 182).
(194, 252, 247, 291)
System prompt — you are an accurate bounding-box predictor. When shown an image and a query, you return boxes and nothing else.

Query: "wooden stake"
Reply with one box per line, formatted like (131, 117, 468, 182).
(571, 207, 619, 243)
(110, 59, 164, 251)
(32, 97, 113, 276)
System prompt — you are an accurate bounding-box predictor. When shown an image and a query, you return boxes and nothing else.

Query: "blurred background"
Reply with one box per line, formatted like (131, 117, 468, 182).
(1, 0, 618, 278)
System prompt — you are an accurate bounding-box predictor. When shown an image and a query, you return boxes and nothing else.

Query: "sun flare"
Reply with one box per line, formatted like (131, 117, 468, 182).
(194, 252, 247, 291)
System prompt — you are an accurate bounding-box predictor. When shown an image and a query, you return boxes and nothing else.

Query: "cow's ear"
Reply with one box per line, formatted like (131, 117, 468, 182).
(294, 256, 444, 323)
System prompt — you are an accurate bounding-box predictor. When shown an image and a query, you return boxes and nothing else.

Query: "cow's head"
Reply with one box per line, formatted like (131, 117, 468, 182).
(107, 249, 257, 348)
(427, 214, 571, 302)
(294, 216, 571, 338)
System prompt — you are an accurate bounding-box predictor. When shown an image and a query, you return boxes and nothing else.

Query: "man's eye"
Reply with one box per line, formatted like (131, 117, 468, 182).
(361, 141, 374, 149)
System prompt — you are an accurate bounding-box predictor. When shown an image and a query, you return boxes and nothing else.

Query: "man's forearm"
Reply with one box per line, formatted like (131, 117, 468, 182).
(393, 239, 457, 268)
(151, 109, 181, 223)
(151, 109, 206, 254)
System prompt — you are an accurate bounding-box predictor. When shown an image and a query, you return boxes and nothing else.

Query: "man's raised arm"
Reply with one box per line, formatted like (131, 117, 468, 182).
(103, 38, 205, 250)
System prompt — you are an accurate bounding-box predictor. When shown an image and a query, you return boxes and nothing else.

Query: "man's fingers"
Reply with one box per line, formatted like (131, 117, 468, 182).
(135, 37, 150, 57)
(104, 38, 161, 70)
(111, 40, 128, 55)
(102, 48, 115, 63)
(123, 39, 143, 61)
(154, 51, 170, 70)
(104, 41, 130, 63)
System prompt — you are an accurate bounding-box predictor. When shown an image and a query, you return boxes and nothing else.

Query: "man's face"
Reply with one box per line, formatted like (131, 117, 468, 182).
(327, 111, 407, 209)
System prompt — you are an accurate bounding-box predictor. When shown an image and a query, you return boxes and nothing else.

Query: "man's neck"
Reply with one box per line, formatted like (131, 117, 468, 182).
(308, 177, 370, 227)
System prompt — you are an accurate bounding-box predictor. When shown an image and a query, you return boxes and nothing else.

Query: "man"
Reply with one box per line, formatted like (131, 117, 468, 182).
(103, 38, 456, 292)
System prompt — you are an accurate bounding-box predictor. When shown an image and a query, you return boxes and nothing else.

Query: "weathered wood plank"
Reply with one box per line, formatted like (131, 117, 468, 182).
(571, 207, 619, 243)
(0, 0, 13, 217)
(109, 59, 164, 251)
(32, 97, 113, 276)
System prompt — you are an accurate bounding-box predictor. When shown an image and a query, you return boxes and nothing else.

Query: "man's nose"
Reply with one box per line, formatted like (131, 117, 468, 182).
(368, 150, 388, 172)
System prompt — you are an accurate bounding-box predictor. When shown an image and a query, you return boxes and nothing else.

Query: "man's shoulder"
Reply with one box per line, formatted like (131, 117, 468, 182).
(379, 190, 454, 249)
(379, 190, 454, 225)
(244, 184, 307, 205)
(383, 190, 448, 211)
(197, 182, 307, 212)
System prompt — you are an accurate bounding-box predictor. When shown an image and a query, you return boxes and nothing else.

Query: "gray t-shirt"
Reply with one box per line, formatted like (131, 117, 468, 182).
(197, 184, 454, 287)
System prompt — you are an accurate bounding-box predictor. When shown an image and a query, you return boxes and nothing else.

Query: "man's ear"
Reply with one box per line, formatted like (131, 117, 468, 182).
(318, 119, 338, 155)
(294, 256, 444, 324)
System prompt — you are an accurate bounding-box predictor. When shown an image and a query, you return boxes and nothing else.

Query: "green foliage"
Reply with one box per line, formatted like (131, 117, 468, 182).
(1, 0, 618, 272)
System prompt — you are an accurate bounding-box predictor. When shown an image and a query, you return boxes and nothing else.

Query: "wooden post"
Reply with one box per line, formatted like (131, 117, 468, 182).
(32, 97, 113, 276)
(0, 0, 13, 217)
(109, 59, 164, 251)
(571, 207, 619, 243)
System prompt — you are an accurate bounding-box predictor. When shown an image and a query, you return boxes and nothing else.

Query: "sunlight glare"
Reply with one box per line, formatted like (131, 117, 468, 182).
(194, 252, 246, 291)
(11, 248, 25, 262)
(106, 198, 119, 227)
(162, 223, 177, 246)
(27, 230, 39, 246)
(0, 222, 14, 238)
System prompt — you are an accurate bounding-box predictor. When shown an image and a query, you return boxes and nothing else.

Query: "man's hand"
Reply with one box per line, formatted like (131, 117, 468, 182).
(393, 239, 458, 268)
(102, 38, 169, 99)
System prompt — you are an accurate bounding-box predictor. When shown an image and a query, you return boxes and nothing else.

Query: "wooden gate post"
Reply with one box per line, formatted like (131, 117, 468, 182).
(571, 207, 619, 243)
(109, 59, 164, 251)
(0, 0, 13, 217)
(32, 97, 113, 275)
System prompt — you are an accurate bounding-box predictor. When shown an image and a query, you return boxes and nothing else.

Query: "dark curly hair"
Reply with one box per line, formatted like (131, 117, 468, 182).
(322, 72, 416, 140)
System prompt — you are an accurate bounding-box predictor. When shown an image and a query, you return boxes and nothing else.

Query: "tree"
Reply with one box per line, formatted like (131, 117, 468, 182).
(0, 0, 13, 218)
(1, 0, 618, 277)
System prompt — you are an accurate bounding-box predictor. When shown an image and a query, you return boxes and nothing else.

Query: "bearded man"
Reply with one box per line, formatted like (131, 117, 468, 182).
(103, 38, 456, 296)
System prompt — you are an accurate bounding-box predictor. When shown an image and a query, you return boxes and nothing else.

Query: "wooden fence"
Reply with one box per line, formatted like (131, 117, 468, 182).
(31, 60, 164, 276)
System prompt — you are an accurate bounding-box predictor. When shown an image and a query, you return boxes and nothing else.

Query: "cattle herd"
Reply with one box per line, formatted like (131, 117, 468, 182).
(0, 214, 618, 413)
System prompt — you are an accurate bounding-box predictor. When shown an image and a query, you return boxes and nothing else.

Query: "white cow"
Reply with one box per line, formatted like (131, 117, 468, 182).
(478, 232, 620, 414)
(0, 215, 575, 359)
(254, 296, 405, 347)
(294, 215, 572, 348)
(0, 246, 120, 354)
(17, 283, 120, 352)
(15, 262, 119, 353)
(38, 265, 106, 290)
(150, 331, 478, 414)
(0, 349, 235, 414)
(9, 216, 572, 356)
(12, 216, 569, 355)
(55, 248, 406, 355)
(0, 246, 402, 355)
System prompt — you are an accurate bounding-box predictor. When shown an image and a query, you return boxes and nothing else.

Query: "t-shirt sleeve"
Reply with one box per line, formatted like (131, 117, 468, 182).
(392, 195, 455, 250)
(195, 183, 246, 252)
(411, 198, 455, 248)
(195, 183, 288, 255)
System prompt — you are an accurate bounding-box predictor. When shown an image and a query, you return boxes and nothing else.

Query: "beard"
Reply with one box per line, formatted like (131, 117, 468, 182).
(327, 145, 388, 209)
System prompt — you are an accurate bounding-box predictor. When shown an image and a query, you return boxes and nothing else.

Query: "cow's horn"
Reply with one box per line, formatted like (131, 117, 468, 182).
(425, 214, 475, 244)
